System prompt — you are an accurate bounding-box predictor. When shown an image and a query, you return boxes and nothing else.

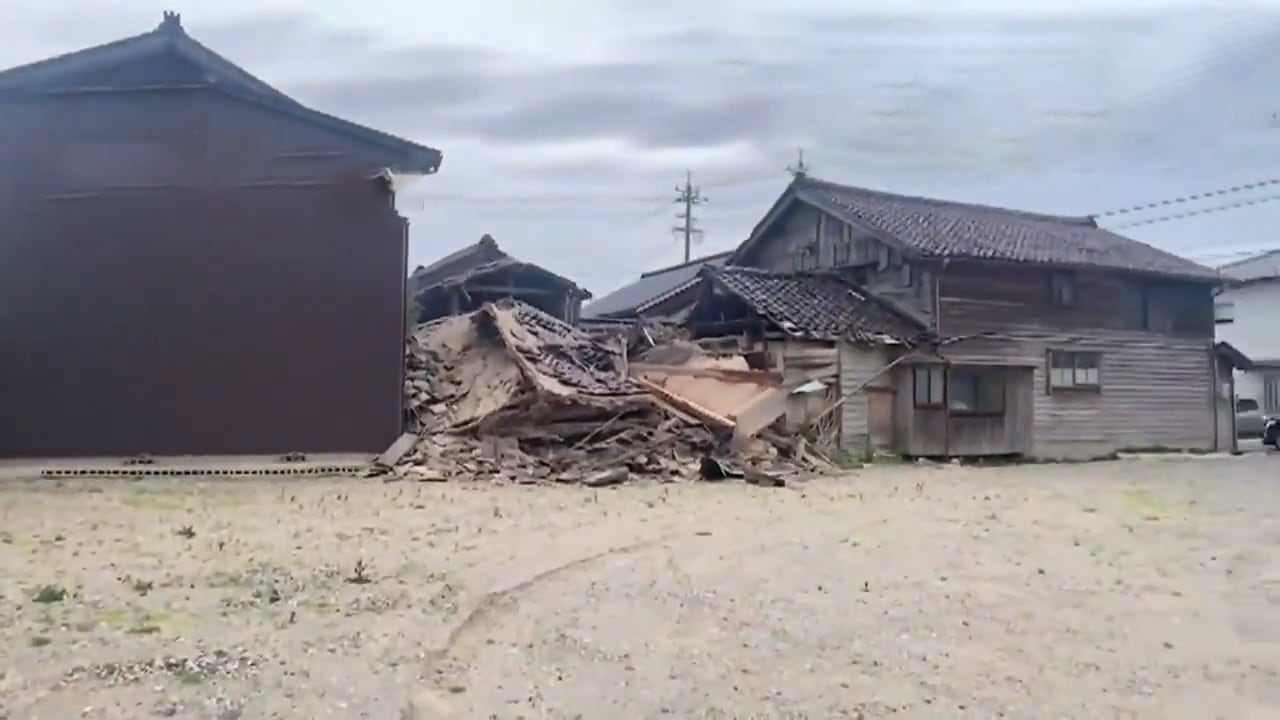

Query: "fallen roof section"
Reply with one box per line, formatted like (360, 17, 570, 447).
(691, 266, 926, 344)
(583, 251, 732, 319)
(732, 176, 1219, 283)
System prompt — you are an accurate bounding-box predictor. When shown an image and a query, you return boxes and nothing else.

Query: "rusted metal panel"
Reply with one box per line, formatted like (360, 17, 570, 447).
(0, 88, 412, 457)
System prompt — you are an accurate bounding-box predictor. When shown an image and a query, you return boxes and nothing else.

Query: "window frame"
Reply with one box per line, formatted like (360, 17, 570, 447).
(1046, 350, 1102, 393)
(912, 365, 945, 409)
(1049, 271, 1076, 307)
(948, 368, 1006, 417)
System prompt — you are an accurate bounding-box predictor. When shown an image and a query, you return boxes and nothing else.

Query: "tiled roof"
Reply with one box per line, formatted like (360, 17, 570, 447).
(1219, 248, 1280, 283)
(583, 251, 732, 319)
(701, 266, 925, 344)
(0, 13, 441, 174)
(783, 177, 1219, 282)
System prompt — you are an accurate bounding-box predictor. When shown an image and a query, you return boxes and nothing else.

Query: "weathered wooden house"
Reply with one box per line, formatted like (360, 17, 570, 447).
(707, 176, 1226, 460)
(582, 251, 732, 325)
(409, 234, 590, 324)
(0, 13, 442, 457)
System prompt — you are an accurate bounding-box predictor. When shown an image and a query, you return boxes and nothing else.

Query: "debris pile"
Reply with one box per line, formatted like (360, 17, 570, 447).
(389, 301, 814, 485)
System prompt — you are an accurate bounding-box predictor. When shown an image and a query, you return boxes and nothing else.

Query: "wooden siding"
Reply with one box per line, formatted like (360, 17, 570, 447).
(781, 342, 839, 441)
(838, 342, 895, 455)
(941, 330, 1213, 458)
(743, 202, 932, 319)
(752, 204, 823, 272)
(937, 261, 1214, 339)
(933, 261, 1216, 458)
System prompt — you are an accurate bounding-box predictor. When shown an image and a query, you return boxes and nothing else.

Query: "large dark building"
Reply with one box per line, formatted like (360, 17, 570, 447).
(0, 13, 442, 457)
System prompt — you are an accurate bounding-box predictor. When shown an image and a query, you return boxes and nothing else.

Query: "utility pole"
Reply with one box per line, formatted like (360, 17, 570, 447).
(786, 148, 810, 179)
(673, 170, 706, 263)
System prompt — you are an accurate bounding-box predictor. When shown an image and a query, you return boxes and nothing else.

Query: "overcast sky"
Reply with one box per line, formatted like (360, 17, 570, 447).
(4, 0, 1280, 296)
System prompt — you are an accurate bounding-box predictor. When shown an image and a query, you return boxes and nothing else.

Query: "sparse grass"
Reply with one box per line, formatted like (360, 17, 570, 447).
(174, 525, 196, 539)
(29, 635, 52, 647)
(32, 585, 68, 604)
(346, 559, 373, 585)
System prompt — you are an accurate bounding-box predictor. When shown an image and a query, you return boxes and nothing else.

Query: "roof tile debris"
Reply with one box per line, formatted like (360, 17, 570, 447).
(701, 266, 926, 344)
(392, 300, 819, 484)
(787, 177, 1219, 282)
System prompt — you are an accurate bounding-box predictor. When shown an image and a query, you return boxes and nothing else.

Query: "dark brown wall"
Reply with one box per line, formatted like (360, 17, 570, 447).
(937, 261, 1215, 339)
(0, 82, 412, 456)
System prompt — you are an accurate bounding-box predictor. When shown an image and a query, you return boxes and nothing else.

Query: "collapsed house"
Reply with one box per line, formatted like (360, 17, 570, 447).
(684, 266, 928, 456)
(391, 300, 823, 484)
(409, 234, 591, 325)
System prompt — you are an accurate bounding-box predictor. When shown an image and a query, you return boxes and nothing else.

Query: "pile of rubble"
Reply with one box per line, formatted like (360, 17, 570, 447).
(386, 301, 818, 485)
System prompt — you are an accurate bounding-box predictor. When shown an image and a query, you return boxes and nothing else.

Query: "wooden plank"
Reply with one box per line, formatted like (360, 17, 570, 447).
(729, 387, 791, 449)
(375, 432, 419, 467)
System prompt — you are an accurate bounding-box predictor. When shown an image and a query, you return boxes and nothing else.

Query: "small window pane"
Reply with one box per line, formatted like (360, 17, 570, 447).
(929, 367, 944, 404)
(1081, 367, 1099, 385)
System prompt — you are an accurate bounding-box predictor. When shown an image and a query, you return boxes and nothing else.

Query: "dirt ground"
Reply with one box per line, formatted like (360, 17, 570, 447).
(1, 454, 1278, 719)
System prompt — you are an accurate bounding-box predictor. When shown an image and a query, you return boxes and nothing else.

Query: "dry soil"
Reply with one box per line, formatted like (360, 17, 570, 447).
(1, 453, 1279, 719)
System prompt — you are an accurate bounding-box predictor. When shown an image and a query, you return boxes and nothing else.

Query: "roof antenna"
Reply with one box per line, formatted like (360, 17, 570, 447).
(159, 11, 183, 34)
(786, 148, 809, 179)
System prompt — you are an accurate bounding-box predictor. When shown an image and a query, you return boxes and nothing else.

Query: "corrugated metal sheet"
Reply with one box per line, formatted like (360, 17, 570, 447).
(583, 251, 731, 319)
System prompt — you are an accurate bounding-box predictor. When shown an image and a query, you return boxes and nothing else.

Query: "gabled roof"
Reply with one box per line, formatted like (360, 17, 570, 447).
(694, 266, 926, 344)
(411, 234, 508, 289)
(411, 235, 589, 299)
(1219, 248, 1280, 283)
(732, 176, 1219, 283)
(582, 251, 732, 319)
(0, 12, 442, 174)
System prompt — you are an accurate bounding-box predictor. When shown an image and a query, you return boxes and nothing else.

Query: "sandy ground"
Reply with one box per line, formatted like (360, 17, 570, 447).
(1, 453, 1279, 719)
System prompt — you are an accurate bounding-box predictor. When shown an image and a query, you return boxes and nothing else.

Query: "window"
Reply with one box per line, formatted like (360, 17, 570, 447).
(1214, 300, 1235, 324)
(1237, 398, 1260, 413)
(877, 244, 891, 271)
(1123, 282, 1150, 331)
(1047, 350, 1101, 391)
(899, 261, 914, 287)
(949, 369, 1006, 415)
(913, 365, 945, 408)
(1049, 272, 1075, 306)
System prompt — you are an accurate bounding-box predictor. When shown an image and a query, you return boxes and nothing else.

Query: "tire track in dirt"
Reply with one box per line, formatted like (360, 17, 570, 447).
(426, 534, 674, 685)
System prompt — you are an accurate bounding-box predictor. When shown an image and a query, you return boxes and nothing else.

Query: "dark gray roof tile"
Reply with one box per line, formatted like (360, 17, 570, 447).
(791, 178, 1219, 282)
(701, 266, 925, 344)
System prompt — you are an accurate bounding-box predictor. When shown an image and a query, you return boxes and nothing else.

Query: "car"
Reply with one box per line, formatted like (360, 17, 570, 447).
(1237, 398, 1266, 438)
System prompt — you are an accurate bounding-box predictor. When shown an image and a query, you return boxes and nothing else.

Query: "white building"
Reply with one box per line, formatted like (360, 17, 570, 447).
(1216, 249, 1280, 413)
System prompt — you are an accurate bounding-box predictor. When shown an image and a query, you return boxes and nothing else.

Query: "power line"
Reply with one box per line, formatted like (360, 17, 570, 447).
(673, 170, 707, 264)
(1106, 191, 1280, 229)
(1092, 177, 1280, 218)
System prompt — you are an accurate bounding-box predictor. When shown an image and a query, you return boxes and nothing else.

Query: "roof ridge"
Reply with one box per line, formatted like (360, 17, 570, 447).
(797, 175, 1098, 227)
(639, 250, 733, 278)
(1219, 247, 1280, 270)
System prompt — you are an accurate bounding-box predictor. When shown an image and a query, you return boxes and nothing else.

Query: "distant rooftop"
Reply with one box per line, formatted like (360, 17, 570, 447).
(1219, 248, 1280, 283)
(582, 251, 732, 319)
